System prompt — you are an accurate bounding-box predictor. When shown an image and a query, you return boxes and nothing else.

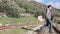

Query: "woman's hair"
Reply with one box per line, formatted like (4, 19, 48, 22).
(48, 5, 52, 8)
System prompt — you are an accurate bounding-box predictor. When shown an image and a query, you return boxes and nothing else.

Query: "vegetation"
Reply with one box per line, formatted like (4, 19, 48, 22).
(0, 16, 39, 25)
(0, 28, 27, 34)
(0, 16, 40, 34)
(0, 0, 60, 18)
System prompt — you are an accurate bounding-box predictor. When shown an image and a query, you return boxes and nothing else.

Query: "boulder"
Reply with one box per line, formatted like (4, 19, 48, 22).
(38, 16, 45, 22)
(0, 23, 3, 26)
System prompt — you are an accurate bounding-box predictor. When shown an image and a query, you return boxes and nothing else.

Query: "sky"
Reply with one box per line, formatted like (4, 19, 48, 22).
(34, 0, 60, 9)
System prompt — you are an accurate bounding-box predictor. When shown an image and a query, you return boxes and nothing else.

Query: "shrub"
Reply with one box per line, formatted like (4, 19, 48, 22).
(0, 0, 24, 18)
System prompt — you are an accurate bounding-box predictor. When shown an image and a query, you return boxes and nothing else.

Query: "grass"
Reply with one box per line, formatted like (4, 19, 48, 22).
(0, 16, 40, 34)
(0, 16, 39, 25)
(0, 28, 27, 34)
(0, 16, 60, 34)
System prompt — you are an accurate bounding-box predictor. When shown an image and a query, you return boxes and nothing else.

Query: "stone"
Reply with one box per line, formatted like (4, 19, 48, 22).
(0, 23, 3, 26)
(38, 16, 45, 22)
(5, 24, 10, 26)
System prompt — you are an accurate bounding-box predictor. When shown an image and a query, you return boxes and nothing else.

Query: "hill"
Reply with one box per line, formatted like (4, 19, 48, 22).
(0, 0, 60, 18)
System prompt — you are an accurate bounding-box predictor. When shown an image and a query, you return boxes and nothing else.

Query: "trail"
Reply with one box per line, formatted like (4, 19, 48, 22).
(0, 23, 59, 34)
(26, 24, 60, 34)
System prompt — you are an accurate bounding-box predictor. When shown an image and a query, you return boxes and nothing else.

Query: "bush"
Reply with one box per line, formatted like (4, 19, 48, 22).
(0, 0, 24, 18)
(34, 11, 45, 18)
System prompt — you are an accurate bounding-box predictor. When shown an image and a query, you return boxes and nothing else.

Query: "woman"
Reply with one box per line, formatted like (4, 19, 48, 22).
(40, 5, 53, 33)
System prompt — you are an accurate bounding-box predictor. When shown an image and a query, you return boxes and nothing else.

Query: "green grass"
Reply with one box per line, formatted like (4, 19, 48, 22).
(0, 16, 40, 34)
(0, 28, 27, 34)
(0, 16, 60, 34)
(0, 16, 39, 25)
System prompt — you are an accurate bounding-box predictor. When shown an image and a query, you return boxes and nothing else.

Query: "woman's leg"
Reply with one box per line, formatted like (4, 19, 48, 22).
(40, 18, 49, 30)
(46, 18, 50, 26)
(48, 18, 53, 33)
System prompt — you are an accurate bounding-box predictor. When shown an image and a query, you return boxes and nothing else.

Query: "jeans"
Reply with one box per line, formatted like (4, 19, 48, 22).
(40, 18, 53, 33)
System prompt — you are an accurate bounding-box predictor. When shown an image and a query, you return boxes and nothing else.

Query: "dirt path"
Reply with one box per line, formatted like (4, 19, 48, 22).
(0, 23, 59, 34)
(39, 27, 57, 34)
(0, 23, 28, 30)
(26, 25, 57, 34)
(26, 25, 42, 34)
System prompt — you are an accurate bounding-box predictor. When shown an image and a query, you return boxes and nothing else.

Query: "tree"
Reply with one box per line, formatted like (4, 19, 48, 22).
(0, 0, 24, 18)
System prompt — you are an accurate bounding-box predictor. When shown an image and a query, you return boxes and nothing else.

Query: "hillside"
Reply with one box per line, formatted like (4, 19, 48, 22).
(0, 0, 59, 17)
(0, 0, 59, 24)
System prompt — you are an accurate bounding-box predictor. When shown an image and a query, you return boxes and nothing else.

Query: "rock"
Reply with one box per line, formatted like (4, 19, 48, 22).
(0, 23, 3, 26)
(38, 16, 45, 22)
(26, 31, 37, 34)
(32, 24, 44, 30)
(22, 26, 27, 29)
(5, 24, 10, 26)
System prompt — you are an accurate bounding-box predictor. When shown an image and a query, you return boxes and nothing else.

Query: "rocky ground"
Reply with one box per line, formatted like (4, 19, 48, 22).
(26, 25, 58, 34)
(0, 23, 59, 34)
